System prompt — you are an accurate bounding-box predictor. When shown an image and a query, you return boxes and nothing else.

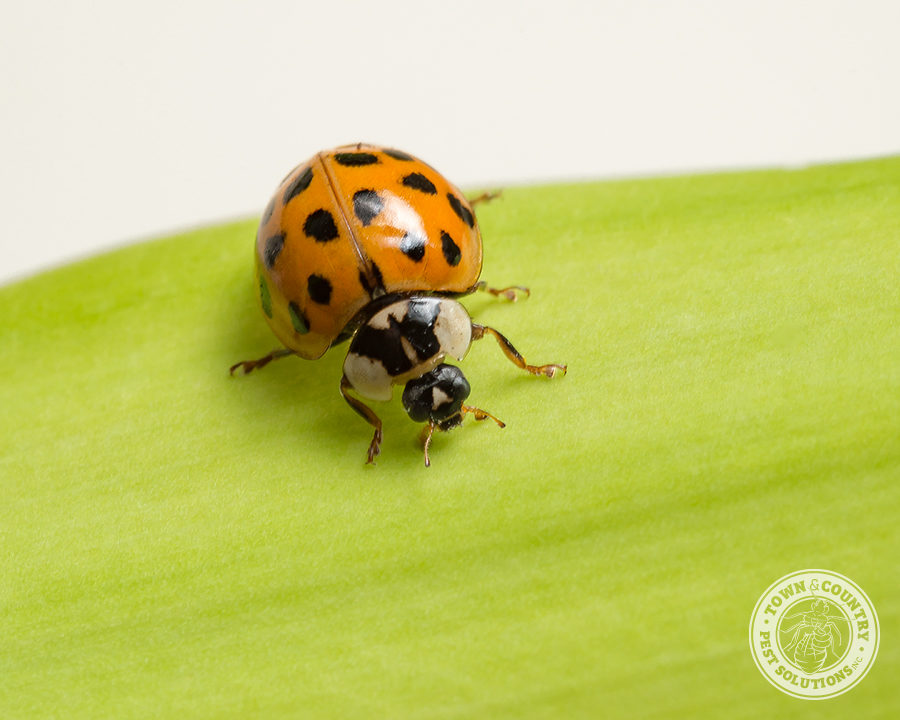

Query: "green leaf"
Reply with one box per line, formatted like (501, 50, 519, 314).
(1, 157, 898, 718)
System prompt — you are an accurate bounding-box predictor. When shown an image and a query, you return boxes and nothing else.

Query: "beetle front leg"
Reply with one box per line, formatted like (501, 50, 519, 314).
(421, 421, 437, 468)
(471, 324, 567, 378)
(340, 375, 384, 464)
(461, 404, 506, 427)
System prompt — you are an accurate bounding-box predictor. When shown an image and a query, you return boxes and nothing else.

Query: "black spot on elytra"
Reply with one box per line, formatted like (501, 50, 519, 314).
(371, 261, 384, 289)
(288, 301, 309, 334)
(303, 209, 339, 242)
(353, 189, 383, 226)
(307, 274, 333, 305)
(259, 275, 272, 318)
(383, 148, 414, 161)
(401, 172, 437, 195)
(334, 152, 379, 166)
(358, 262, 385, 297)
(261, 197, 277, 225)
(447, 193, 475, 228)
(283, 166, 313, 204)
(263, 233, 285, 269)
(441, 231, 461, 266)
(399, 231, 427, 262)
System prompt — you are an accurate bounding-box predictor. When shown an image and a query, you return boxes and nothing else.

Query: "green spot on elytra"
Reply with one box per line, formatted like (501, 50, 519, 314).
(259, 275, 272, 318)
(289, 301, 309, 334)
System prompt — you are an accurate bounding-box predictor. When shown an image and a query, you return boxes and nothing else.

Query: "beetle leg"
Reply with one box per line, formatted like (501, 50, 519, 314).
(461, 404, 506, 428)
(340, 375, 384, 464)
(229, 348, 293, 376)
(473, 280, 531, 302)
(467, 189, 502, 206)
(420, 405, 505, 467)
(471, 324, 567, 378)
(421, 421, 437, 467)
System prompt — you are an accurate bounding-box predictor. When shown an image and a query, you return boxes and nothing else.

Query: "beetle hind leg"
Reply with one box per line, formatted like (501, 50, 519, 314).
(229, 348, 293, 376)
(340, 375, 384, 464)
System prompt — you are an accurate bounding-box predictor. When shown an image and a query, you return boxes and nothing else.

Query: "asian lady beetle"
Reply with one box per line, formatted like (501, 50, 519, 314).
(232, 143, 566, 466)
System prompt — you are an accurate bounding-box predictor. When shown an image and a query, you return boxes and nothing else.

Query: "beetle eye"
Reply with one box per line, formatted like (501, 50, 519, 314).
(401, 364, 471, 424)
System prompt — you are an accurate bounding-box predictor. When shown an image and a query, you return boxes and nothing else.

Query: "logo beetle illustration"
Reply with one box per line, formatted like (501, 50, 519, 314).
(780, 598, 848, 673)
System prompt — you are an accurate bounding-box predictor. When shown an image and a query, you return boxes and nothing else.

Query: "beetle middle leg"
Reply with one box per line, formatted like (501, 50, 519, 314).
(230, 348, 293, 376)
(340, 375, 384, 464)
(472, 324, 567, 378)
(473, 280, 531, 302)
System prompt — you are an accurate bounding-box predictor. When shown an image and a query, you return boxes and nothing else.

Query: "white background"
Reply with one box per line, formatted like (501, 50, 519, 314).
(1, 0, 898, 285)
